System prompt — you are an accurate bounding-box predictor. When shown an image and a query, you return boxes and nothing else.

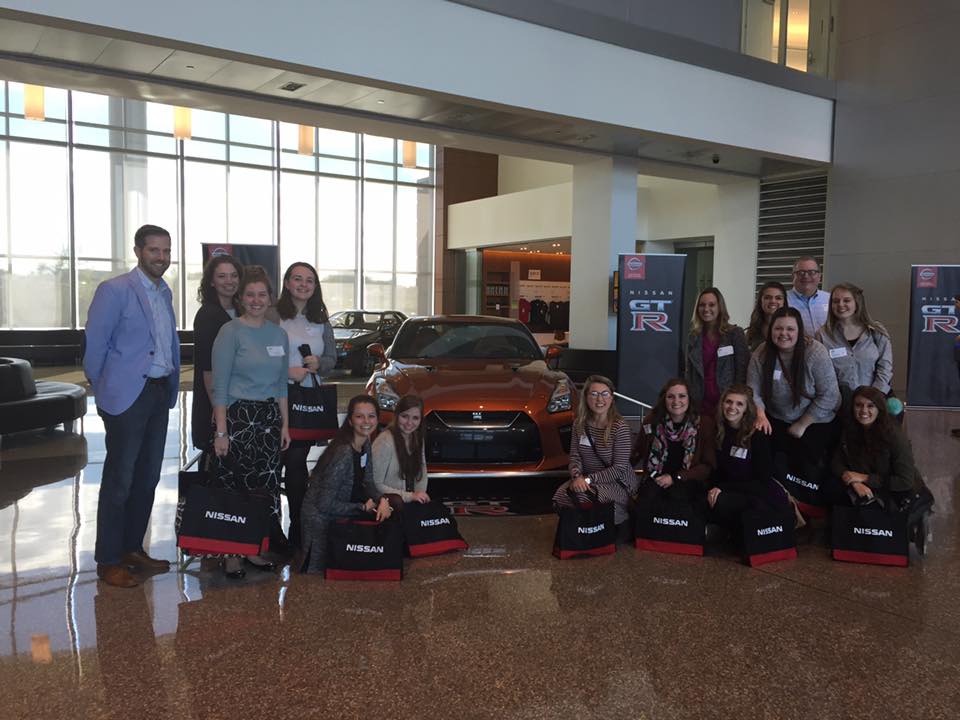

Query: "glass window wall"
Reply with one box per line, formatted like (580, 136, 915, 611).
(0, 81, 435, 329)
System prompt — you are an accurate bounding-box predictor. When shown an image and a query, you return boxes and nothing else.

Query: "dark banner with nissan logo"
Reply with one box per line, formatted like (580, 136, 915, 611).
(907, 264, 960, 408)
(202, 243, 280, 292)
(616, 254, 686, 411)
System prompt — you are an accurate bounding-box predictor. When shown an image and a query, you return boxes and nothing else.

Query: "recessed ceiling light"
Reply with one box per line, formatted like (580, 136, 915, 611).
(279, 81, 306, 92)
(377, 99, 385, 104)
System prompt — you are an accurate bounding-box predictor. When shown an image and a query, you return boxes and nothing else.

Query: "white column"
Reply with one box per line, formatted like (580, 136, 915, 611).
(713, 179, 760, 326)
(570, 157, 638, 349)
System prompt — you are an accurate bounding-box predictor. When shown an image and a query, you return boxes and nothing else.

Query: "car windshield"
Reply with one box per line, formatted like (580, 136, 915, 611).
(330, 312, 381, 330)
(392, 322, 542, 360)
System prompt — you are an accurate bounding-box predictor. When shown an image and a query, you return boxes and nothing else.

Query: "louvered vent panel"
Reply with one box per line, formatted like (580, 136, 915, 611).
(756, 174, 828, 290)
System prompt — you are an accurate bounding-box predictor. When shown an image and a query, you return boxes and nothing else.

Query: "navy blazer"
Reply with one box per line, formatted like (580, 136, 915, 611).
(83, 268, 180, 415)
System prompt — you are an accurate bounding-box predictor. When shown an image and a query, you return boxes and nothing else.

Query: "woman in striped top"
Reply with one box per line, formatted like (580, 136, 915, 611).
(552, 375, 637, 542)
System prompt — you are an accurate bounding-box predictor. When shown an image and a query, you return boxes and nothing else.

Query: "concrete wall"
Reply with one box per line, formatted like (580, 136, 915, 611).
(824, 1, 960, 393)
(536, 0, 743, 51)
(498, 156, 571, 194)
(0, 0, 833, 162)
(448, 172, 759, 324)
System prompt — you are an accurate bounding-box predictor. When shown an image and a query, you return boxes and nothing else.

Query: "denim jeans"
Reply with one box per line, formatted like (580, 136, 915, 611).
(95, 381, 170, 564)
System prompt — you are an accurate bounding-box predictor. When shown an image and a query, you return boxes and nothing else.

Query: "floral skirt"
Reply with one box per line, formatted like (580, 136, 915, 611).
(214, 399, 282, 522)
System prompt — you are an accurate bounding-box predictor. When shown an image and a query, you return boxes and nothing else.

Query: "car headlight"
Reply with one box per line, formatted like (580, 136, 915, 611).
(547, 378, 572, 413)
(374, 377, 400, 412)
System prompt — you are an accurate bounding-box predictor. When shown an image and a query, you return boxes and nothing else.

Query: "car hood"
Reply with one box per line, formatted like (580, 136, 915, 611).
(333, 328, 373, 342)
(383, 358, 564, 407)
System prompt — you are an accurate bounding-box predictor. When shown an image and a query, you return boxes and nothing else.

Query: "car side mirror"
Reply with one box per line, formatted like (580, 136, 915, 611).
(544, 344, 562, 368)
(368, 343, 387, 364)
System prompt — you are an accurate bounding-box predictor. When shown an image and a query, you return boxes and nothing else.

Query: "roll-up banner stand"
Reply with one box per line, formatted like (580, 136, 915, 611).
(201, 244, 280, 292)
(906, 264, 960, 408)
(616, 254, 687, 413)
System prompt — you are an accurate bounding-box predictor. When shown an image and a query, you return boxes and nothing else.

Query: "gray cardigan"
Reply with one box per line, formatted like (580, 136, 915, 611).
(300, 439, 377, 574)
(371, 430, 428, 502)
(683, 325, 749, 411)
(747, 339, 840, 423)
(814, 323, 893, 395)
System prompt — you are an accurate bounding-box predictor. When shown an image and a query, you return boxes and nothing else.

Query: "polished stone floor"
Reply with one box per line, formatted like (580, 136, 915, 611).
(0, 393, 958, 719)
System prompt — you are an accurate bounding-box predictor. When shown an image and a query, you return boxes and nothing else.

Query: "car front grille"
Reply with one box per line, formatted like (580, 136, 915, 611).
(424, 411, 543, 465)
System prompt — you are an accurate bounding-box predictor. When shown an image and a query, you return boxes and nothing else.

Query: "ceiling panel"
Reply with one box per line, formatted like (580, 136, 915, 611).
(344, 88, 453, 120)
(301, 79, 380, 106)
(151, 50, 230, 82)
(205, 61, 285, 91)
(34, 27, 111, 63)
(0, 19, 43, 54)
(93, 40, 173, 74)
(254, 71, 335, 98)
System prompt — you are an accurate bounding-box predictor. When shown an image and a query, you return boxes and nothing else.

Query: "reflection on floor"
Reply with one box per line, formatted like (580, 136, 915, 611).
(0, 395, 958, 719)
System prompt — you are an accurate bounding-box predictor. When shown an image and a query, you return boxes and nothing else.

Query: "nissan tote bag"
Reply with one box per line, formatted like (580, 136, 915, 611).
(553, 496, 616, 559)
(287, 377, 339, 442)
(634, 497, 706, 556)
(831, 504, 909, 567)
(177, 478, 271, 557)
(325, 518, 404, 581)
(401, 501, 469, 557)
(741, 508, 797, 567)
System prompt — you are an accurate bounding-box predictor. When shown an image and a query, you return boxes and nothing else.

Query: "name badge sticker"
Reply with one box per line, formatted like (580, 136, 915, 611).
(717, 345, 734, 358)
(643, 424, 652, 435)
(266, 345, 285, 357)
(829, 347, 848, 359)
(579, 435, 592, 447)
(730, 446, 749, 459)
(773, 369, 783, 381)
(360, 452, 368, 468)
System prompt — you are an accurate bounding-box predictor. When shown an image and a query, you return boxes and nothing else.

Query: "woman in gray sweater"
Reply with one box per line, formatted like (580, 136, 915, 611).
(814, 283, 894, 408)
(747, 307, 841, 499)
(299, 395, 396, 574)
(371, 394, 430, 504)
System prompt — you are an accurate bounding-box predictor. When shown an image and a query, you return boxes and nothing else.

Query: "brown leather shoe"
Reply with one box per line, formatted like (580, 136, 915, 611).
(97, 563, 139, 588)
(121, 551, 170, 572)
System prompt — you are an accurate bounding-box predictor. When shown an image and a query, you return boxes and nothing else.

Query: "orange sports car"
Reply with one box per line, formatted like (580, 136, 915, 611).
(365, 315, 575, 477)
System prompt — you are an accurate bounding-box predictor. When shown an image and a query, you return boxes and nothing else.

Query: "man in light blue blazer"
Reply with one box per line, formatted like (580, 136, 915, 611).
(84, 224, 180, 587)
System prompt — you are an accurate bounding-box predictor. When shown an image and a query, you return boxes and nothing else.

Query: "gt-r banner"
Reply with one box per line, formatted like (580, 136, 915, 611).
(616, 254, 686, 411)
(907, 264, 960, 408)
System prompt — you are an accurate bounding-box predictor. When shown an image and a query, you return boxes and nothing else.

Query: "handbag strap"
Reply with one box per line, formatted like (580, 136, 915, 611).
(585, 427, 631, 493)
(293, 372, 322, 387)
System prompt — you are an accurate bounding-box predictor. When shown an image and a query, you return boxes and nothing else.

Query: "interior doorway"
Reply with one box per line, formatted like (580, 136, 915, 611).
(674, 238, 715, 338)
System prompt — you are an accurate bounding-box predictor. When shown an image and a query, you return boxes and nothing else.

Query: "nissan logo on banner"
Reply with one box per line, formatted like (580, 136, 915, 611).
(616, 254, 686, 411)
(917, 266, 938, 288)
(623, 255, 646, 280)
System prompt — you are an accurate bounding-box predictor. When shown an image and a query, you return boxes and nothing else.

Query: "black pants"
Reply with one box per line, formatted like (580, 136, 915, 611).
(769, 416, 846, 503)
(282, 440, 312, 550)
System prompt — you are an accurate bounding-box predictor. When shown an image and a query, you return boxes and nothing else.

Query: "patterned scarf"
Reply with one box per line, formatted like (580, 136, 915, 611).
(646, 415, 699, 477)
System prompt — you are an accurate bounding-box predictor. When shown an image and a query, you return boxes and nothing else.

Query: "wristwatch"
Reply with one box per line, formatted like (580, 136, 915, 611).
(215, 431, 227, 438)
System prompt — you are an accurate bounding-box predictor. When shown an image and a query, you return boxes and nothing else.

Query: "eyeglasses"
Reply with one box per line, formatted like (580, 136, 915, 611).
(793, 269, 820, 277)
(588, 390, 611, 399)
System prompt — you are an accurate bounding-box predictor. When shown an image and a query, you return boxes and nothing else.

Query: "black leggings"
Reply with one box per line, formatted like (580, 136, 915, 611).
(282, 441, 313, 550)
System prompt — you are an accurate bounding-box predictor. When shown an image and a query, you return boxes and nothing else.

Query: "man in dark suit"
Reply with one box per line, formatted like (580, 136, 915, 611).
(84, 224, 180, 587)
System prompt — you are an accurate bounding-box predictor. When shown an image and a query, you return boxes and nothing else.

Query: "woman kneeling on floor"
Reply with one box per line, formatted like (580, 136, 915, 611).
(552, 375, 637, 543)
(372, 394, 429, 506)
(632, 378, 715, 515)
(706, 384, 790, 535)
(831, 385, 934, 554)
(300, 395, 399, 574)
